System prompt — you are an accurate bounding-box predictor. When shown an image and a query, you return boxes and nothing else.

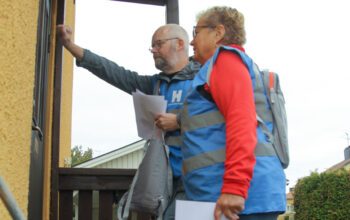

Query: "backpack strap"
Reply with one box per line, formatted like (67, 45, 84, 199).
(253, 66, 274, 143)
(262, 70, 277, 104)
(117, 135, 171, 220)
(157, 134, 172, 220)
(117, 167, 140, 220)
(268, 71, 276, 103)
(269, 71, 275, 91)
(153, 79, 173, 219)
(261, 70, 290, 168)
(256, 115, 274, 143)
(153, 79, 161, 95)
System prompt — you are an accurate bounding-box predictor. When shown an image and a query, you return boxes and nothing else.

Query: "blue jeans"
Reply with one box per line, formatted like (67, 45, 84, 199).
(239, 212, 280, 220)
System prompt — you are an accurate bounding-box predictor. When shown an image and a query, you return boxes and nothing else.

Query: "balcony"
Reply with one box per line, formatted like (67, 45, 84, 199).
(57, 168, 151, 220)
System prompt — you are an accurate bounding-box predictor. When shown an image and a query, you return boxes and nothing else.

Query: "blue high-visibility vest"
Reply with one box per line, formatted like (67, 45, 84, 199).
(181, 46, 286, 214)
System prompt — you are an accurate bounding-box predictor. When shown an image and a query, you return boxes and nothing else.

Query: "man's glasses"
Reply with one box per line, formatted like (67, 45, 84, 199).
(149, 37, 179, 52)
(192, 25, 215, 38)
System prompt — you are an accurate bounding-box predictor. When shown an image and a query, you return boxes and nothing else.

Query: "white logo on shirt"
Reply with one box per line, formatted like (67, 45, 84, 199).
(172, 90, 183, 103)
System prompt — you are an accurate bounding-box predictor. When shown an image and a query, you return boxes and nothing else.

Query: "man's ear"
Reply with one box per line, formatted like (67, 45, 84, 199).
(177, 38, 185, 50)
(215, 24, 226, 43)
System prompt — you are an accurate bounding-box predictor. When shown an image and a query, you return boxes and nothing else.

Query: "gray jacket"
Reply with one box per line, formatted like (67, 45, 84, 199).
(76, 49, 200, 95)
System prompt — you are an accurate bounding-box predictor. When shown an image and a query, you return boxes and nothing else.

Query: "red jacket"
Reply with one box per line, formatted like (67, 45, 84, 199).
(204, 45, 257, 198)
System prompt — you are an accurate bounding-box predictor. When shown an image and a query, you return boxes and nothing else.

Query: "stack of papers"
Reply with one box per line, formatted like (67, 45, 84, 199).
(175, 200, 229, 220)
(132, 89, 167, 140)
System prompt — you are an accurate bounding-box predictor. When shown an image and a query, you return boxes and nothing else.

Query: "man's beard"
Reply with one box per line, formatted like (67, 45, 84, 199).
(154, 57, 169, 71)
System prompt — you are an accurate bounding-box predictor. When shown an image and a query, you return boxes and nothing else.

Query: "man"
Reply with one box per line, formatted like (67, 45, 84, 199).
(56, 23, 199, 219)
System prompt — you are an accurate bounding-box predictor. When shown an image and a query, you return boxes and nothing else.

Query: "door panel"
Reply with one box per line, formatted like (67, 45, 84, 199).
(28, 0, 51, 219)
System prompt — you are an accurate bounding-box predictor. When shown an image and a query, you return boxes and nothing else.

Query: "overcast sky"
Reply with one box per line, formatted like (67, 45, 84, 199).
(71, 0, 350, 187)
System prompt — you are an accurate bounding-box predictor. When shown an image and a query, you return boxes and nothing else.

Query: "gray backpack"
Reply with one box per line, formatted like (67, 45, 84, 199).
(255, 65, 290, 169)
(117, 80, 173, 219)
(117, 138, 173, 220)
(206, 54, 290, 169)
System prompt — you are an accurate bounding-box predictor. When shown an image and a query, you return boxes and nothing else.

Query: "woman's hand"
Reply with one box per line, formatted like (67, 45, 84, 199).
(214, 193, 245, 220)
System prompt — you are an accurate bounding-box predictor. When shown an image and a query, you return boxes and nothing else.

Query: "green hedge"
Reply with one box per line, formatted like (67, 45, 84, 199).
(294, 169, 350, 220)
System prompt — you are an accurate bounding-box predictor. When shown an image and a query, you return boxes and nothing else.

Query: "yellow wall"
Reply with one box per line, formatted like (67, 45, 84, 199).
(0, 0, 76, 219)
(0, 0, 40, 219)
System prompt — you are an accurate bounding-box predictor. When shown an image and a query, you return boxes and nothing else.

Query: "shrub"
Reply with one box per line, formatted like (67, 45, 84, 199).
(294, 169, 350, 220)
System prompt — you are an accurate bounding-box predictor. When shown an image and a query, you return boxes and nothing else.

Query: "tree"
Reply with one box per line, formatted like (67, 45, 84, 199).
(71, 145, 93, 166)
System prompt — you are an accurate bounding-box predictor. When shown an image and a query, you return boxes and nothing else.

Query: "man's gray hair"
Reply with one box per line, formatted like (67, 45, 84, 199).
(164, 24, 189, 54)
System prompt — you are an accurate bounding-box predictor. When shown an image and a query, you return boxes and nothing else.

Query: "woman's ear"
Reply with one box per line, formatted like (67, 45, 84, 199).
(215, 24, 226, 43)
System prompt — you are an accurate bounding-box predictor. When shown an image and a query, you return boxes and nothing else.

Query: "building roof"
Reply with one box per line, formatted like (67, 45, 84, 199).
(326, 158, 350, 172)
(74, 139, 145, 168)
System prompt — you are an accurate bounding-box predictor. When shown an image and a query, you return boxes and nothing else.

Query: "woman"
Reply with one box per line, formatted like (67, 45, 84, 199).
(180, 6, 286, 220)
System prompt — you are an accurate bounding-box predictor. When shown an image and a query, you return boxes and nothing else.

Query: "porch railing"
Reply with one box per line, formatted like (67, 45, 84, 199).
(0, 176, 26, 220)
(58, 168, 151, 220)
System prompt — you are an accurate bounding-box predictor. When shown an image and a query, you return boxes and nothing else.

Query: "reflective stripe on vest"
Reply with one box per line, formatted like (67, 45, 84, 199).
(183, 148, 225, 175)
(182, 141, 276, 175)
(181, 105, 224, 132)
(167, 108, 181, 114)
(165, 136, 182, 148)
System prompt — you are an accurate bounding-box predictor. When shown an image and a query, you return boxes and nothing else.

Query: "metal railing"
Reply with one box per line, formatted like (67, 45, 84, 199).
(0, 176, 26, 220)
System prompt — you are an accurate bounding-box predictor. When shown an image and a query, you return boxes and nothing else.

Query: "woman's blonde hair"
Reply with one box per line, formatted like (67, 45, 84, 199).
(197, 6, 246, 45)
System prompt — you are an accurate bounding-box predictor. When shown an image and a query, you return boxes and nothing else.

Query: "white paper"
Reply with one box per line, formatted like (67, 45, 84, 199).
(132, 89, 167, 140)
(175, 200, 228, 220)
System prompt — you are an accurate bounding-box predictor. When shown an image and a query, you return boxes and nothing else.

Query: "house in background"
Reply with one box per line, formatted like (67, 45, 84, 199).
(326, 146, 350, 172)
(286, 188, 295, 214)
(277, 187, 295, 220)
(75, 140, 145, 169)
(73, 140, 145, 220)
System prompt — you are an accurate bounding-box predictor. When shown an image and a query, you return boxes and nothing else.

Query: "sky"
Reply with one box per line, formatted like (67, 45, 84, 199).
(71, 0, 350, 188)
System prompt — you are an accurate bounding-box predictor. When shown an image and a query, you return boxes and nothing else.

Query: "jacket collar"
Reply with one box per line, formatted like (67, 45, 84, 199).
(158, 60, 200, 82)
